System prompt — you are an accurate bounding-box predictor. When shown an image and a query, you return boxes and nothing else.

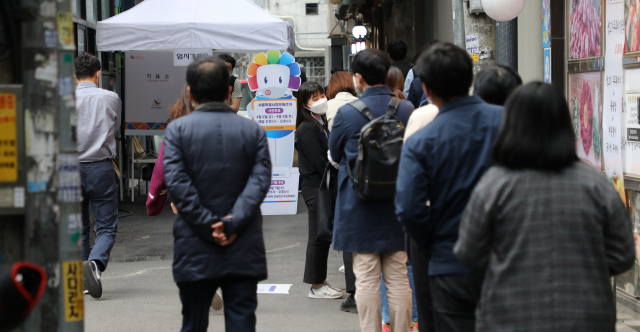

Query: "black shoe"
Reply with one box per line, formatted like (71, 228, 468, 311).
(83, 260, 102, 299)
(340, 293, 357, 313)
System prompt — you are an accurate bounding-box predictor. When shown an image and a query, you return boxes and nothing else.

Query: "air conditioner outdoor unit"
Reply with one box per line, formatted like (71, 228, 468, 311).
(469, 0, 484, 14)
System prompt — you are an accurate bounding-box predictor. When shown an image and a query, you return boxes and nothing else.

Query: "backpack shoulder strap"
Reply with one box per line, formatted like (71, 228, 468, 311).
(348, 100, 374, 121)
(386, 97, 401, 118)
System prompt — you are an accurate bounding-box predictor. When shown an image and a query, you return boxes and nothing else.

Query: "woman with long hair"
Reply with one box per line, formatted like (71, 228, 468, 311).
(296, 81, 344, 299)
(454, 82, 635, 331)
(147, 84, 193, 217)
(386, 67, 406, 100)
(326, 71, 358, 131)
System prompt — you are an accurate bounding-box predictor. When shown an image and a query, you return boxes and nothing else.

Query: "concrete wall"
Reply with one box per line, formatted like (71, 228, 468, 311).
(263, 0, 331, 49)
(517, 0, 544, 83)
(436, 0, 454, 43)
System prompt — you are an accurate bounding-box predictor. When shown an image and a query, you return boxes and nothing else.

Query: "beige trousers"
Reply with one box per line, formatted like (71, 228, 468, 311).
(353, 251, 412, 332)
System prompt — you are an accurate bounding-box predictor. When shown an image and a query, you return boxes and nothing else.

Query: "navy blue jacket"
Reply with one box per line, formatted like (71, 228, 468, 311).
(164, 102, 272, 283)
(395, 96, 502, 276)
(407, 78, 423, 109)
(329, 86, 415, 253)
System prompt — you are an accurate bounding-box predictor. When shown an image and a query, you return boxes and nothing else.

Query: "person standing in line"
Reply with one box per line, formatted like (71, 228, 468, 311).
(326, 71, 359, 132)
(454, 83, 635, 331)
(330, 48, 414, 332)
(472, 65, 522, 106)
(75, 53, 122, 299)
(386, 67, 406, 100)
(395, 42, 503, 332)
(388, 40, 412, 79)
(218, 54, 242, 112)
(145, 85, 225, 311)
(325, 71, 359, 313)
(164, 57, 272, 332)
(296, 82, 344, 300)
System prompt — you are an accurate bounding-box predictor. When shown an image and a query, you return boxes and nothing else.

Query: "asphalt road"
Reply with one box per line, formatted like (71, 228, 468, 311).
(84, 194, 360, 332)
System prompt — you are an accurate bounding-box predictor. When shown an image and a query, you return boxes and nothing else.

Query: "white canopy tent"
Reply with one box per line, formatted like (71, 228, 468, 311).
(96, 0, 295, 53)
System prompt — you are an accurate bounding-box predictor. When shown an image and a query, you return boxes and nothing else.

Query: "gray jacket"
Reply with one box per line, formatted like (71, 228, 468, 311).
(455, 162, 635, 332)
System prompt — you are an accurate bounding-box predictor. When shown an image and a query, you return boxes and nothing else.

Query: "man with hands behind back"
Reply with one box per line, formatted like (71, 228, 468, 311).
(163, 57, 272, 332)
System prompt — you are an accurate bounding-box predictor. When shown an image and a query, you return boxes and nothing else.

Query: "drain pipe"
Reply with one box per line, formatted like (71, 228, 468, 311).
(274, 15, 326, 52)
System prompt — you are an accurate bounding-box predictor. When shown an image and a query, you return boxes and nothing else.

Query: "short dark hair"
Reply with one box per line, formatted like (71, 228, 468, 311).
(218, 54, 236, 69)
(415, 42, 473, 102)
(186, 57, 230, 103)
(473, 65, 523, 106)
(493, 82, 578, 171)
(296, 82, 327, 132)
(74, 53, 101, 80)
(351, 48, 390, 86)
(387, 40, 407, 61)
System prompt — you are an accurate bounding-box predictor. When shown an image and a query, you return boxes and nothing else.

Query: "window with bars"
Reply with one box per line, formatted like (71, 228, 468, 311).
(298, 57, 325, 85)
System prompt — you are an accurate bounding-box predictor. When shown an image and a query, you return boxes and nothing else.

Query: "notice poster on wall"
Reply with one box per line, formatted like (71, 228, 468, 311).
(543, 0, 551, 48)
(603, 0, 626, 201)
(624, 93, 640, 175)
(625, 0, 640, 53)
(570, 0, 602, 59)
(124, 51, 187, 131)
(569, 72, 603, 171)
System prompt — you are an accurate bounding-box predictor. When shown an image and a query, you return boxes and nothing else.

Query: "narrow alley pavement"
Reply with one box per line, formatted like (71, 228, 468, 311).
(84, 196, 360, 332)
(84, 194, 640, 332)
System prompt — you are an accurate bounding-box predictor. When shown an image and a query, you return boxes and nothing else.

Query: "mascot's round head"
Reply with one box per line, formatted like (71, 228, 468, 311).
(247, 51, 301, 99)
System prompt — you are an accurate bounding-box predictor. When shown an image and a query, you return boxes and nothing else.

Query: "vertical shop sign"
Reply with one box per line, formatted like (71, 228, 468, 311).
(603, 0, 626, 200)
(62, 261, 84, 321)
(542, 0, 551, 48)
(0, 93, 17, 182)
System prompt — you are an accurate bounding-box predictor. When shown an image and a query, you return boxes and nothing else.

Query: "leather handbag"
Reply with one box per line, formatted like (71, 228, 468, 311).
(316, 164, 334, 242)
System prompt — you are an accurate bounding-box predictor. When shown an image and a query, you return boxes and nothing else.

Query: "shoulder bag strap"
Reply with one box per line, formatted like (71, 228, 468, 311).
(386, 97, 401, 118)
(348, 100, 374, 121)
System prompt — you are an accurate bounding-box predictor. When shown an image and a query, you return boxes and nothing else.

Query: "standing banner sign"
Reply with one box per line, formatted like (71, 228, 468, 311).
(247, 50, 302, 215)
(124, 51, 187, 131)
(603, 0, 626, 200)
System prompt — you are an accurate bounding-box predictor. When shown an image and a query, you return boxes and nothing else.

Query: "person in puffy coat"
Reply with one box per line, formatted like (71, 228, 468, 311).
(163, 57, 272, 332)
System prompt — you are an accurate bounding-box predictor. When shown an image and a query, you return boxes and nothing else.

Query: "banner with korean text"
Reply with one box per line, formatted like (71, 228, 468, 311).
(603, 0, 626, 200)
(247, 50, 302, 215)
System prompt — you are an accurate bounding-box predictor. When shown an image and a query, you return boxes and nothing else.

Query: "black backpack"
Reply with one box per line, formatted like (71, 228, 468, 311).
(346, 97, 405, 200)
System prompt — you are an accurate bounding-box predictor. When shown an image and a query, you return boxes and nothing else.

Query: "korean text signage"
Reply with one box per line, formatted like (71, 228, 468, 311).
(603, 0, 626, 200)
(62, 261, 84, 322)
(173, 48, 212, 66)
(247, 50, 302, 215)
(0, 93, 17, 182)
(124, 51, 187, 130)
(247, 50, 301, 168)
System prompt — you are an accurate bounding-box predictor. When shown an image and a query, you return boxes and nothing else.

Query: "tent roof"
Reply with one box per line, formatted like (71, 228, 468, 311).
(97, 0, 294, 53)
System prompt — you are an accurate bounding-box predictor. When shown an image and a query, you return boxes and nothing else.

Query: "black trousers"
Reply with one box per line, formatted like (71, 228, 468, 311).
(410, 239, 435, 332)
(343, 251, 356, 293)
(429, 270, 484, 332)
(302, 186, 332, 285)
(177, 278, 258, 332)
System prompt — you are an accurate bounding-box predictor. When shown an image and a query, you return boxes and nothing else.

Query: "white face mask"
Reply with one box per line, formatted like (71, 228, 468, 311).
(353, 76, 362, 97)
(309, 98, 328, 115)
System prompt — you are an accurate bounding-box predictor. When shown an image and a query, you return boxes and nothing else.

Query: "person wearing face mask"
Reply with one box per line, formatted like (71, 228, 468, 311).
(296, 82, 344, 299)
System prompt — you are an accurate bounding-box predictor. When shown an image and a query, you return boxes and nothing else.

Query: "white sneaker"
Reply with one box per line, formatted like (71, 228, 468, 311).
(211, 289, 223, 311)
(339, 265, 345, 273)
(308, 284, 344, 299)
(324, 281, 342, 293)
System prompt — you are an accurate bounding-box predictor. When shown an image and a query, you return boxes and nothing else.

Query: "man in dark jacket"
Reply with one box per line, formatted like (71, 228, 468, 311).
(395, 42, 503, 332)
(164, 57, 272, 332)
(388, 40, 413, 78)
(329, 48, 415, 332)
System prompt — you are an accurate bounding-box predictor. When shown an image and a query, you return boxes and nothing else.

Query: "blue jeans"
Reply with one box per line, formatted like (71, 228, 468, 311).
(81, 161, 118, 271)
(381, 261, 418, 323)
